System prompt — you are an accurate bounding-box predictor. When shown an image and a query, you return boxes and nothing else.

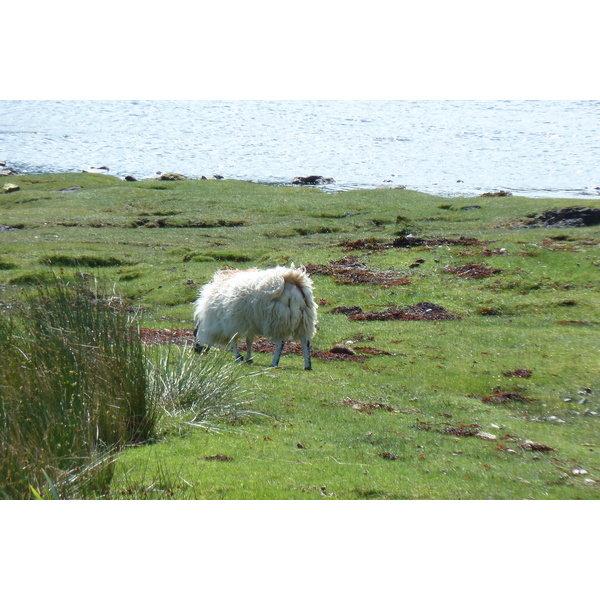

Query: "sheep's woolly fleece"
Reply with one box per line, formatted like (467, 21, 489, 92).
(192, 266, 318, 348)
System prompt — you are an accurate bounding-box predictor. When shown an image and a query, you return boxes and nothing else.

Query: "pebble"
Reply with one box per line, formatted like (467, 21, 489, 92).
(476, 432, 497, 441)
(83, 166, 109, 174)
(571, 468, 588, 476)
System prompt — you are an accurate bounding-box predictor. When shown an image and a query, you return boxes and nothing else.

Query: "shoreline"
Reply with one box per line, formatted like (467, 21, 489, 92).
(2, 161, 599, 200)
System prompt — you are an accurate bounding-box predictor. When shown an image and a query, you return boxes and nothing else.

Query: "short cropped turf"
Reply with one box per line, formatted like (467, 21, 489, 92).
(1, 173, 598, 499)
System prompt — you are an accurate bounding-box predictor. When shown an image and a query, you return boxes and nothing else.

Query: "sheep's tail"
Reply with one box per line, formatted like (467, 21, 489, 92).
(276, 267, 318, 340)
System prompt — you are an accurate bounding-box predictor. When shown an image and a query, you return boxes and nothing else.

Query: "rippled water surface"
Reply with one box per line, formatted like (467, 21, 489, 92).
(1, 100, 599, 198)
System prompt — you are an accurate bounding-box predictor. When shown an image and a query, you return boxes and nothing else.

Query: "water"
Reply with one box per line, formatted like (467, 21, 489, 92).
(1, 100, 599, 199)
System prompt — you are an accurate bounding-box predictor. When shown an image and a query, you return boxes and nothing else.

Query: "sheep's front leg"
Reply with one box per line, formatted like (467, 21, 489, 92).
(231, 340, 243, 362)
(301, 338, 312, 371)
(271, 340, 285, 367)
(245, 336, 254, 364)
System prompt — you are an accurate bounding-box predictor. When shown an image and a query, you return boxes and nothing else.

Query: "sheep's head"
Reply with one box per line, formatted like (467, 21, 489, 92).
(193, 342, 208, 354)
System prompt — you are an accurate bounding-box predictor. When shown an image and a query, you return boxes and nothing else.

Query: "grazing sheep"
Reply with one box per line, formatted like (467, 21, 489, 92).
(193, 266, 318, 370)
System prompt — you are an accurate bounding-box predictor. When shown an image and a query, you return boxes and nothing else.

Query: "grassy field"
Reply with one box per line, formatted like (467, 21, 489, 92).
(1, 172, 599, 499)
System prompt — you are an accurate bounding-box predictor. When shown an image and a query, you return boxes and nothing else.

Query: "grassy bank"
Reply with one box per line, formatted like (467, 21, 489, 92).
(1, 173, 598, 499)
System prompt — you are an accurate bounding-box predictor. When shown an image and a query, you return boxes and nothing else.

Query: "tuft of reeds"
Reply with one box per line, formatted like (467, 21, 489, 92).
(0, 278, 158, 499)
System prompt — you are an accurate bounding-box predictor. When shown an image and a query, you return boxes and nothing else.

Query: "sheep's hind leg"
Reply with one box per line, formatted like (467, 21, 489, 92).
(271, 340, 284, 367)
(245, 336, 254, 364)
(301, 338, 312, 371)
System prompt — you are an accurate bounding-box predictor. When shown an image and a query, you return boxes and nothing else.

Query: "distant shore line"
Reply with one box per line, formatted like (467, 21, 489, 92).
(2, 160, 599, 200)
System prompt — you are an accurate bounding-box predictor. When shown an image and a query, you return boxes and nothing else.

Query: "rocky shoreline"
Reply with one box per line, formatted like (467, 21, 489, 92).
(2, 160, 599, 201)
(1, 160, 341, 188)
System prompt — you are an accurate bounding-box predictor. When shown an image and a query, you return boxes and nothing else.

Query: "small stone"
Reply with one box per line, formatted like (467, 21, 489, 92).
(2, 183, 19, 193)
(292, 175, 334, 185)
(83, 166, 109, 174)
(159, 172, 187, 181)
(571, 468, 588, 476)
(476, 432, 497, 441)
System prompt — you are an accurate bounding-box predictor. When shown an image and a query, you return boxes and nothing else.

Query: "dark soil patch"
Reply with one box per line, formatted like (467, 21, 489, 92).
(391, 235, 482, 248)
(330, 305, 364, 316)
(410, 420, 434, 431)
(329, 344, 356, 356)
(305, 257, 411, 287)
(379, 452, 402, 460)
(502, 369, 533, 378)
(338, 238, 387, 251)
(443, 263, 503, 279)
(331, 302, 458, 322)
(204, 454, 234, 461)
(482, 392, 536, 404)
(139, 328, 196, 346)
(353, 346, 392, 356)
(441, 423, 482, 436)
(336, 235, 484, 251)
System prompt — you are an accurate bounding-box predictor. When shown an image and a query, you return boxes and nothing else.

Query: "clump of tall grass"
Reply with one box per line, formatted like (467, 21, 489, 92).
(147, 344, 257, 429)
(0, 279, 157, 499)
(1, 277, 256, 499)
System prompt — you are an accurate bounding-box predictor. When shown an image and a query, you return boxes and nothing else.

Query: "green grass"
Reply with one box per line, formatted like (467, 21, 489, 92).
(1, 173, 598, 499)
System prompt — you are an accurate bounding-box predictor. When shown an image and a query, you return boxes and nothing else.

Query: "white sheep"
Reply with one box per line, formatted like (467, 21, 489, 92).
(193, 266, 318, 370)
